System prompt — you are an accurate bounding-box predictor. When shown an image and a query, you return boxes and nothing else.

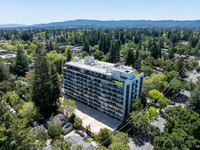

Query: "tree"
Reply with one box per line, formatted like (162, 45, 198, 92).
(107, 40, 120, 63)
(150, 107, 200, 150)
(128, 111, 151, 136)
(49, 62, 61, 107)
(52, 135, 72, 150)
(135, 56, 142, 70)
(3, 91, 24, 111)
(112, 132, 129, 144)
(48, 51, 66, 74)
(31, 44, 60, 118)
(48, 115, 63, 138)
(81, 51, 89, 58)
(14, 45, 28, 76)
(0, 60, 10, 82)
(108, 142, 129, 150)
(18, 102, 41, 125)
(158, 97, 171, 111)
(0, 101, 36, 150)
(97, 128, 112, 147)
(186, 84, 200, 114)
(59, 99, 77, 117)
(141, 66, 156, 77)
(168, 46, 175, 59)
(150, 41, 159, 59)
(175, 58, 187, 77)
(124, 48, 135, 68)
(46, 40, 54, 52)
(28, 44, 36, 55)
(64, 48, 72, 62)
(92, 50, 104, 60)
(148, 106, 159, 121)
(73, 116, 83, 129)
(149, 89, 164, 100)
(145, 73, 168, 92)
(83, 38, 90, 53)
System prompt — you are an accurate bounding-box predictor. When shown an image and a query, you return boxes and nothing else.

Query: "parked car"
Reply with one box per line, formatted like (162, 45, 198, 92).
(77, 130, 87, 138)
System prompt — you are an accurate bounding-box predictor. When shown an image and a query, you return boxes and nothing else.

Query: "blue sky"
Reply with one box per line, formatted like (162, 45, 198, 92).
(0, 0, 200, 25)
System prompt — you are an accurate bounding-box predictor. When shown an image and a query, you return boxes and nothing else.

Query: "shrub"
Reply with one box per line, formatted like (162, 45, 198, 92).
(48, 116, 63, 138)
(73, 117, 82, 129)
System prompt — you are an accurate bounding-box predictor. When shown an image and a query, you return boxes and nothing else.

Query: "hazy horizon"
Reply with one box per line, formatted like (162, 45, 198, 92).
(0, 0, 200, 25)
(1, 19, 200, 26)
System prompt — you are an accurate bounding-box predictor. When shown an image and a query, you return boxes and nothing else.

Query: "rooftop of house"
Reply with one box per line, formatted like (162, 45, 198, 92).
(65, 135, 94, 150)
(0, 49, 7, 52)
(44, 114, 69, 128)
(174, 53, 186, 58)
(65, 56, 135, 76)
(0, 54, 17, 59)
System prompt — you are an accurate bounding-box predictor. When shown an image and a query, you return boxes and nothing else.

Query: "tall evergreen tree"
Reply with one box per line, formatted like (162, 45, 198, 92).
(104, 34, 111, 54)
(99, 34, 104, 52)
(115, 40, 120, 63)
(187, 84, 200, 114)
(150, 41, 159, 59)
(119, 32, 125, 45)
(124, 48, 135, 68)
(107, 41, 116, 63)
(46, 40, 54, 52)
(49, 63, 61, 109)
(83, 38, 90, 53)
(0, 60, 10, 82)
(107, 40, 120, 63)
(14, 45, 28, 76)
(135, 56, 142, 70)
(31, 44, 60, 118)
(64, 48, 72, 62)
(168, 46, 175, 59)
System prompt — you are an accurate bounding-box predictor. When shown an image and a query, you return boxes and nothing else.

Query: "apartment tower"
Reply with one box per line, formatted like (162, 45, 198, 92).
(63, 56, 144, 121)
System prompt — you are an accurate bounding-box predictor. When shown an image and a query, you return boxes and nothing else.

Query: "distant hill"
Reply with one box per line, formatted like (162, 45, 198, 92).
(1, 19, 200, 28)
(0, 24, 27, 28)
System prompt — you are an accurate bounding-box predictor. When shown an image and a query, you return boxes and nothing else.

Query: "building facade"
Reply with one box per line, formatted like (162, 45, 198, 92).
(63, 56, 144, 121)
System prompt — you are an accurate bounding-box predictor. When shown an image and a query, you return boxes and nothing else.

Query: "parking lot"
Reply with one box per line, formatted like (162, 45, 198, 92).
(74, 100, 121, 134)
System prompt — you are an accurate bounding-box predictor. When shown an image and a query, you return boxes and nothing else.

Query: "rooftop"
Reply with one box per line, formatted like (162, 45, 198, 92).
(0, 54, 17, 59)
(66, 135, 94, 150)
(66, 56, 135, 76)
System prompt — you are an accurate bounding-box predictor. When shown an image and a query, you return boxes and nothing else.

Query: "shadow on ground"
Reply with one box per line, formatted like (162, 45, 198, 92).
(132, 135, 150, 147)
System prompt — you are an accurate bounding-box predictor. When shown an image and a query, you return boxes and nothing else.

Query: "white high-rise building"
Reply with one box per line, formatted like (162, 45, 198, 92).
(63, 56, 144, 121)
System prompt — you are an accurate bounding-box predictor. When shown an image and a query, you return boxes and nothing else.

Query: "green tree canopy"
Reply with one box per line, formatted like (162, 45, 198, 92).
(48, 115, 63, 138)
(18, 102, 41, 124)
(92, 50, 105, 60)
(14, 45, 28, 76)
(0, 59, 10, 82)
(150, 106, 200, 150)
(31, 44, 60, 119)
(64, 48, 72, 62)
(186, 83, 200, 114)
(97, 128, 112, 147)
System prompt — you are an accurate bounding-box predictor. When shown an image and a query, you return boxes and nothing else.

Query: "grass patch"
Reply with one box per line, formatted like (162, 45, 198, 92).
(112, 80, 124, 86)
(85, 139, 91, 143)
